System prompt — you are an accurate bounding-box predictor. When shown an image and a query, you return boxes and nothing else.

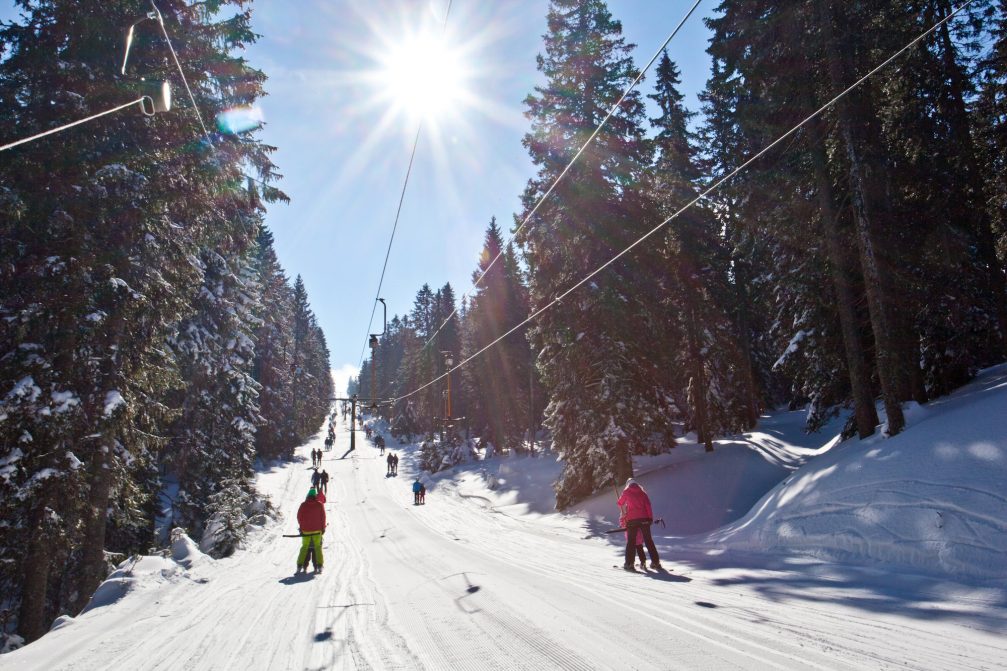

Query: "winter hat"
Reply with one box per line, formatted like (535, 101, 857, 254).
(307, 488, 317, 498)
(624, 478, 637, 489)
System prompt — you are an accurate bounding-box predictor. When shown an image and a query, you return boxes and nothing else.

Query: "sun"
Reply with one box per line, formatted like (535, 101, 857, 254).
(377, 32, 470, 122)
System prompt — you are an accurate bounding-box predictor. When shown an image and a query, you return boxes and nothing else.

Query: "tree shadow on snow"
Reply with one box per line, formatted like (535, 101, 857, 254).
(669, 549, 1007, 633)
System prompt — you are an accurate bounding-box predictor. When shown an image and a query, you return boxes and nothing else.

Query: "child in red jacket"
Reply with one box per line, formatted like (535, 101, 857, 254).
(296, 488, 326, 573)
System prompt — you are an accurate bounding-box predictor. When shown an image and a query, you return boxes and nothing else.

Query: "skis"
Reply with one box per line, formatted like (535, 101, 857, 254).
(612, 565, 670, 573)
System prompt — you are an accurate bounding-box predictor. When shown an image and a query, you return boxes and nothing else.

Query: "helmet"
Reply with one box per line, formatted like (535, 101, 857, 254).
(625, 478, 637, 488)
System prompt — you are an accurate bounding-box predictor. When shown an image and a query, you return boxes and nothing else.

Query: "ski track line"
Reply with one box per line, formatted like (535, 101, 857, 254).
(349, 450, 609, 670)
(397, 478, 799, 668)
(362, 451, 777, 664)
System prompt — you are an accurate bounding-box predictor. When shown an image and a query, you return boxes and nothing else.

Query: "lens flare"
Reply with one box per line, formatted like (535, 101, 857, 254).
(216, 106, 265, 134)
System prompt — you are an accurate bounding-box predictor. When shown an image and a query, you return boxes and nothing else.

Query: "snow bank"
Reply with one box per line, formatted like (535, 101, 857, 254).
(80, 530, 209, 615)
(700, 365, 1007, 581)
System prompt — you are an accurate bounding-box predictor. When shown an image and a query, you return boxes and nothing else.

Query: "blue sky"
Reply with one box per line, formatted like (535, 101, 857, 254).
(1, 1, 716, 393)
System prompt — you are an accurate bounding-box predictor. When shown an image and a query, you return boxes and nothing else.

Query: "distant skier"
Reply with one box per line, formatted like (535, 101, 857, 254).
(412, 478, 423, 505)
(392, 453, 399, 476)
(386, 452, 395, 476)
(419, 482, 426, 504)
(617, 478, 662, 571)
(320, 469, 329, 495)
(296, 488, 326, 573)
(311, 467, 322, 489)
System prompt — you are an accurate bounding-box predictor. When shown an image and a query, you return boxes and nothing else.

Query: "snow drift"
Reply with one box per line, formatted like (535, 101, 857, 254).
(698, 364, 1007, 581)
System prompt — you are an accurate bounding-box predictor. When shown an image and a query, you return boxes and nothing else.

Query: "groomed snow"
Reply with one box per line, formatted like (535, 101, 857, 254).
(4, 367, 1007, 670)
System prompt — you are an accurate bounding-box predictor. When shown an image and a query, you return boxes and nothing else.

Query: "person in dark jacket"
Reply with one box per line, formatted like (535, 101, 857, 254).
(412, 478, 423, 505)
(386, 452, 394, 476)
(296, 488, 326, 573)
(617, 478, 662, 571)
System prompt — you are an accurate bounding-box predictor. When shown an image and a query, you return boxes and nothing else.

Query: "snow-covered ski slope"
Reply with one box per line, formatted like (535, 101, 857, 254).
(5, 368, 1007, 670)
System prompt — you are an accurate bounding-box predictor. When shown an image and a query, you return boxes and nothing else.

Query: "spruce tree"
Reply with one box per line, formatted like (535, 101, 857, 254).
(519, 0, 669, 507)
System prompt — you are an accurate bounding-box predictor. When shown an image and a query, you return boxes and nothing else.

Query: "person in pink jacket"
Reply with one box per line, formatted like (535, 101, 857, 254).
(621, 513, 648, 569)
(617, 478, 662, 571)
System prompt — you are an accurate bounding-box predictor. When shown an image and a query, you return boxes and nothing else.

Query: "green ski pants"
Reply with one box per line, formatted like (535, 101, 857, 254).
(297, 532, 323, 568)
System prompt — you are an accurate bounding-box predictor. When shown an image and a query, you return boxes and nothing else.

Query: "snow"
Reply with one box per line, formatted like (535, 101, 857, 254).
(50, 391, 79, 413)
(773, 328, 812, 369)
(102, 391, 125, 418)
(5, 368, 1007, 669)
(5, 376, 41, 404)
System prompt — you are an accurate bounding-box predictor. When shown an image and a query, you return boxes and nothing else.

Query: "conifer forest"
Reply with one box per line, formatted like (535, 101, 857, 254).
(1, 0, 1006, 652)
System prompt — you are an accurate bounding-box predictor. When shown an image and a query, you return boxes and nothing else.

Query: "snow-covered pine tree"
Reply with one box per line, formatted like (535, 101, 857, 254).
(167, 248, 263, 550)
(0, 0, 284, 643)
(518, 0, 671, 507)
(251, 225, 297, 460)
(646, 50, 750, 450)
(290, 276, 332, 442)
(463, 219, 536, 452)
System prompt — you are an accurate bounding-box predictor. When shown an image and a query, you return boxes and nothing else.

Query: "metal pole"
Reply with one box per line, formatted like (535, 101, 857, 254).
(529, 363, 535, 456)
(350, 394, 357, 451)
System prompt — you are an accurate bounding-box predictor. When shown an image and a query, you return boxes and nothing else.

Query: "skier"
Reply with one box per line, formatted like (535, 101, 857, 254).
(320, 469, 329, 495)
(311, 467, 322, 489)
(617, 478, 662, 571)
(412, 478, 423, 505)
(419, 482, 426, 504)
(296, 488, 326, 573)
(392, 453, 399, 476)
(386, 452, 395, 476)
(621, 512, 647, 570)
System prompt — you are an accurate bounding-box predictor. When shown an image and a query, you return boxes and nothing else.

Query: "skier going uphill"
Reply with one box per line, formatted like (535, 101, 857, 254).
(296, 488, 326, 574)
(617, 478, 662, 571)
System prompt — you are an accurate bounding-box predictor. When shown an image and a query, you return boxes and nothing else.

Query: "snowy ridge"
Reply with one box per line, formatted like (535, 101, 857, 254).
(696, 364, 1007, 581)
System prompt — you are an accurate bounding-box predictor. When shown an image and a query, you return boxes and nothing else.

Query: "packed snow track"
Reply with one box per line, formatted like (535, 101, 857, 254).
(5, 418, 1006, 671)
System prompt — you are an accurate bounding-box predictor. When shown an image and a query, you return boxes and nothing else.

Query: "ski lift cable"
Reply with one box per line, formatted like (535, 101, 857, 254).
(0, 97, 153, 153)
(149, 0, 214, 146)
(414, 0, 704, 356)
(356, 0, 454, 372)
(143, 4, 281, 199)
(392, 0, 975, 404)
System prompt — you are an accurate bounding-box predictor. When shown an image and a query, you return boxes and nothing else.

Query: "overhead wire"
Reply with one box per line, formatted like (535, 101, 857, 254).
(355, 0, 454, 372)
(415, 0, 705, 356)
(150, 0, 214, 147)
(0, 97, 154, 152)
(392, 0, 975, 404)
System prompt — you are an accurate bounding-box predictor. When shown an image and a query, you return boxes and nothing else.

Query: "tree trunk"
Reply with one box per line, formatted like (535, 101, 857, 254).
(935, 0, 1007, 357)
(808, 119, 881, 438)
(684, 296, 713, 452)
(73, 435, 113, 614)
(731, 256, 761, 429)
(820, 0, 906, 435)
(18, 501, 55, 642)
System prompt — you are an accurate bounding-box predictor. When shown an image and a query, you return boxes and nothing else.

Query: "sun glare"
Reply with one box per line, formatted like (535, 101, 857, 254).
(378, 33, 469, 121)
